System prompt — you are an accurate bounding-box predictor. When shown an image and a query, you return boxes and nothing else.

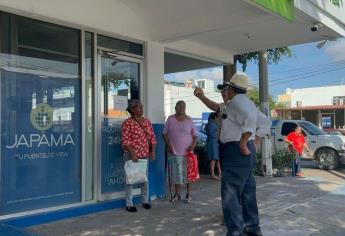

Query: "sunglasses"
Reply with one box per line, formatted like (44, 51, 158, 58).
(221, 86, 230, 93)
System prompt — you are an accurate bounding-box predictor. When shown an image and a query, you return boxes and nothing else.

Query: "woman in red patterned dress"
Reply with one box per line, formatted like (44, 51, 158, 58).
(122, 100, 157, 212)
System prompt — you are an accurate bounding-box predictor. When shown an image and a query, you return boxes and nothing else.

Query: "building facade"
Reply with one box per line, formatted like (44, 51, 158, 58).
(277, 85, 345, 129)
(164, 79, 223, 123)
(0, 0, 343, 228)
(0, 8, 167, 225)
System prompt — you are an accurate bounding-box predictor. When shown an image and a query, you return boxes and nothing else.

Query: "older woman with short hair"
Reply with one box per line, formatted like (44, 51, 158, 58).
(163, 100, 197, 203)
(122, 99, 156, 212)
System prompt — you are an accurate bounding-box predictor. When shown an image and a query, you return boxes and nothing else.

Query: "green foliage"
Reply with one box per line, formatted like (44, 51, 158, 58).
(255, 148, 296, 177)
(237, 47, 292, 71)
(102, 72, 132, 91)
(273, 102, 287, 109)
(330, 0, 343, 7)
(272, 149, 296, 176)
(197, 143, 296, 177)
(236, 1, 341, 72)
(246, 87, 276, 110)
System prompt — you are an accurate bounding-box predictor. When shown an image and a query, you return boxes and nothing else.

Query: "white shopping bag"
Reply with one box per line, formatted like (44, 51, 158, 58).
(124, 159, 148, 185)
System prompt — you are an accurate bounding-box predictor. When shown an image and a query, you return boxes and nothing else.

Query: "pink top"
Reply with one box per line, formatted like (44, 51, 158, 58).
(163, 115, 196, 156)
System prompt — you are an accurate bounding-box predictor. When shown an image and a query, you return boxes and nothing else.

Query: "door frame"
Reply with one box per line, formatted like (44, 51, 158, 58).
(95, 47, 144, 201)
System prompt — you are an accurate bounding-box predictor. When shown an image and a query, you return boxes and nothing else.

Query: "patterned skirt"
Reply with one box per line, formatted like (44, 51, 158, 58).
(167, 154, 188, 185)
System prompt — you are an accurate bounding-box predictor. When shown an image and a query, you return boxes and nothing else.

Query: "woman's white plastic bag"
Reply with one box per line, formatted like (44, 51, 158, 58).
(124, 159, 148, 185)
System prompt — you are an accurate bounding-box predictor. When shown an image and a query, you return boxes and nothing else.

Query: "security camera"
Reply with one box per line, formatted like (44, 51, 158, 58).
(311, 23, 319, 32)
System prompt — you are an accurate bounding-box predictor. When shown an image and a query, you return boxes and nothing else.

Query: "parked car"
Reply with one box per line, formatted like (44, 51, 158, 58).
(324, 129, 345, 136)
(196, 130, 207, 146)
(271, 120, 345, 170)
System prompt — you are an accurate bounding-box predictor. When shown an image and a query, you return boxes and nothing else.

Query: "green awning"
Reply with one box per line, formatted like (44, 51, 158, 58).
(253, 0, 295, 22)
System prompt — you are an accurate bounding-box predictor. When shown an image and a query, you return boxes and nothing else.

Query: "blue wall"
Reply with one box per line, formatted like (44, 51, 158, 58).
(1, 123, 166, 227)
(149, 124, 166, 200)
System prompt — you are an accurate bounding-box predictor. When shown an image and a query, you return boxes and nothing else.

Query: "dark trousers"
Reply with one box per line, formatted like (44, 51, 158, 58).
(221, 142, 261, 236)
(219, 141, 224, 169)
(292, 154, 302, 176)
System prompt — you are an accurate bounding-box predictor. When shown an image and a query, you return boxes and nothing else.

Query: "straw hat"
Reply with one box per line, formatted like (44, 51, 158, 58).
(217, 72, 250, 91)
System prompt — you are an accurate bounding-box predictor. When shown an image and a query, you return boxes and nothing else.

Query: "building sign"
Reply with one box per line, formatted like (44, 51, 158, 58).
(101, 119, 126, 194)
(271, 109, 278, 118)
(0, 70, 81, 214)
(322, 117, 332, 128)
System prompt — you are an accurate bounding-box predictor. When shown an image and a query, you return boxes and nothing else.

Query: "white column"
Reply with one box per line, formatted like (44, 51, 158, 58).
(145, 41, 165, 124)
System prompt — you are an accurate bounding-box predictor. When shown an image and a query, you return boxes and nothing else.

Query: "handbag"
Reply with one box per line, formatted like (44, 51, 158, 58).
(186, 151, 199, 182)
(132, 117, 153, 152)
(124, 159, 148, 185)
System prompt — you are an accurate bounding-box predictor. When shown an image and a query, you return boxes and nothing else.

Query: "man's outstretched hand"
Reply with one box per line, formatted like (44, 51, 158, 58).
(194, 87, 204, 98)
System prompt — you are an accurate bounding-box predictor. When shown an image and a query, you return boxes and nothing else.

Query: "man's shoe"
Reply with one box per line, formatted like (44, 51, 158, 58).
(244, 232, 263, 236)
(126, 206, 137, 212)
(142, 203, 152, 209)
(243, 230, 262, 236)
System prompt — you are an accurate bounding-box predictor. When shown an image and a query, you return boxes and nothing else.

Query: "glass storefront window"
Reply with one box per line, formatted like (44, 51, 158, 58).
(99, 54, 141, 198)
(0, 12, 81, 214)
(98, 35, 143, 56)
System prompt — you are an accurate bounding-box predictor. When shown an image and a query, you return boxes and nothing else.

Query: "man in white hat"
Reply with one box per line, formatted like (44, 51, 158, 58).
(194, 73, 263, 236)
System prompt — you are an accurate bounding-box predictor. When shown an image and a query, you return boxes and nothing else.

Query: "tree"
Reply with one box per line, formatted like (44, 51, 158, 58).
(330, 0, 343, 7)
(237, 0, 342, 72)
(102, 72, 131, 91)
(236, 47, 292, 72)
(247, 87, 287, 111)
(246, 87, 276, 110)
(273, 102, 287, 109)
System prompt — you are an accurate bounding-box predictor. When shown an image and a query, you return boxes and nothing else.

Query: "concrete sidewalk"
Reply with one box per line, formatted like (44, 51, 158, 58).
(29, 167, 345, 236)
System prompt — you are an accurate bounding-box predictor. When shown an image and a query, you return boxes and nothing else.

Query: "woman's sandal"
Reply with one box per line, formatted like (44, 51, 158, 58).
(185, 193, 192, 203)
(210, 175, 219, 180)
(171, 193, 181, 202)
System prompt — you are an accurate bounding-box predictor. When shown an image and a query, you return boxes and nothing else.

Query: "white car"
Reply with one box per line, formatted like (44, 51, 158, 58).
(271, 120, 345, 170)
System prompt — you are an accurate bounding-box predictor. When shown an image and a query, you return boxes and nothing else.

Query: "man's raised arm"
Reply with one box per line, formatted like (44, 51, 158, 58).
(194, 87, 220, 111)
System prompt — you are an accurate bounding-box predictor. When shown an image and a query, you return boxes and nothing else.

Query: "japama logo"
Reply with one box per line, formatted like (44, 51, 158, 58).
(6, 103, 75, 149)
(30, 103, 53, 131)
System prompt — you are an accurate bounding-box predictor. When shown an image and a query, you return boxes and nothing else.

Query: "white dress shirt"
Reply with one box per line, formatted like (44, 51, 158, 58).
(256, 110, 271, 138)
(220, 94, 257, 143)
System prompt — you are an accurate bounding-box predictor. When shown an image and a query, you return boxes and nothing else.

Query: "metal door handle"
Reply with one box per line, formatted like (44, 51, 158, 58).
(278, 139, 283, 141)
(310, 141, 316, 143)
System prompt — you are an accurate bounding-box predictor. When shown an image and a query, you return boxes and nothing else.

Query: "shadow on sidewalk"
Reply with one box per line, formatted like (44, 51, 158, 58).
(29, 172, 345, 236)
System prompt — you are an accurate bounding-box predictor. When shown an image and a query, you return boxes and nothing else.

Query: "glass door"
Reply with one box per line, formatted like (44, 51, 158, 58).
(97, 50, 141, 201)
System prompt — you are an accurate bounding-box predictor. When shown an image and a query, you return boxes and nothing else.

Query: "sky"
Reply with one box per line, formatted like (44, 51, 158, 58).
(164, 38, 345, 100)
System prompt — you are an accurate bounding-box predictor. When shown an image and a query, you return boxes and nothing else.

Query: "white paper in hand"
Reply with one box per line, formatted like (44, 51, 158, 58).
(124, 159, 148, 185)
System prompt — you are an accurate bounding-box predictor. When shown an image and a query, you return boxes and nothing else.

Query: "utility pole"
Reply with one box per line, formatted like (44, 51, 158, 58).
(223, 55, 238, 82)
(259, 50, 272, 177)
